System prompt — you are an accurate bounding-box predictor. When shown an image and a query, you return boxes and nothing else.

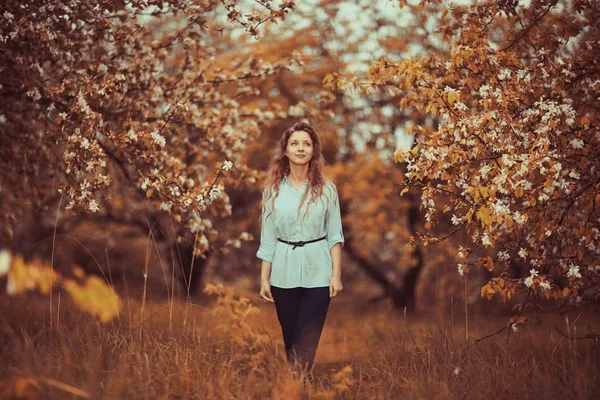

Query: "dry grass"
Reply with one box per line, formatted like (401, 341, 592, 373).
(1, 285, 599, 400)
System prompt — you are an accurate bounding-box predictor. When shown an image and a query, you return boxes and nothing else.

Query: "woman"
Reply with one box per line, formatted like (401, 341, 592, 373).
(257, 122, 344, 372)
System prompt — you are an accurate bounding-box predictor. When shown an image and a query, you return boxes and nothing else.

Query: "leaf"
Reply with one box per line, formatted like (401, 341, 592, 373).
(410, 144, 420, 156)
(479, 186, 489, 199)
(400, 187, 409, 197)
(393, 149, 405, 163)
(486, 256, 495, 271)
(515, 186, 524, 198)
(447, 92, 456, 105)
(476, 206, 493, 227)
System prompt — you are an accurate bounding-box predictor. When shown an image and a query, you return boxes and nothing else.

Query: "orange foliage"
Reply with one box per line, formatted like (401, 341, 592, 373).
(330, 0, 600, 309)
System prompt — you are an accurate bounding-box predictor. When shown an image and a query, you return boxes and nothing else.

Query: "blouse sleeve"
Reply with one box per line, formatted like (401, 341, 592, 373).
(326, 183, 345, 250)
(256, 191, 277, 263)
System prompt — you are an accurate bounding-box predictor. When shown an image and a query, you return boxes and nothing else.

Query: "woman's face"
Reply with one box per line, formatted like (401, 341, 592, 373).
(285, 130, 314, 166)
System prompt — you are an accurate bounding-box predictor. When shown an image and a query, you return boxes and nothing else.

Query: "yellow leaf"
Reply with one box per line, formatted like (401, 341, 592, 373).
(400, 187, 409, 197)
(466, 209, 474, 223)
(580, 116, 590, 126)
(393, 149, 404, 163)
(410, 144, 420, 156)
(448, 92, 456, 105)
(479, 187, 489, 199)
(323, 73, 334, 85)
(476, 206, 493, 227)
(515, 186, 524, 198)
(480, 283, 491, 298)
(529, 196, 537, 207)
(146, 189, 154, 198)
(562, 287, 571, 298)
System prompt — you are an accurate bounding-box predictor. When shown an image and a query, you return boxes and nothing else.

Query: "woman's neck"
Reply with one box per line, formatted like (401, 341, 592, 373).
(287, 164, 309, 184)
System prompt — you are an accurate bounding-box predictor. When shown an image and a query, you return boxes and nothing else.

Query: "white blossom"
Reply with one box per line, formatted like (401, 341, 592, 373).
(518, 248, 528, 259)
(498, 251, 510, 261)
(128, 128, 138, 141)
(151, 130, 166, 147)
(453, 102, 467, 111)
(240, 232, 251, 241)
(209, 186, 221, 201)
(514, 212, 526, 225)
(479, 84, 490, 98)
(567, 264, 582, 279)
(481, 232, 492, 247)
(480, 164, 492, 179)
(539, 281, 551, 290)
(497, 69, 511, 80)
(140, 177, 151, 190)
(288, 103, 305, 117)
(458, 246, 467, 259)
(89, 199, 99, 213)
(570, 139, 584, 149)
(222, 160, 233, 171)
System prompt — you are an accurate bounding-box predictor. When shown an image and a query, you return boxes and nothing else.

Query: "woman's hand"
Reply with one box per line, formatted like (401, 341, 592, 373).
(329, 276, 343, 298)
(259, 280, 275, 303)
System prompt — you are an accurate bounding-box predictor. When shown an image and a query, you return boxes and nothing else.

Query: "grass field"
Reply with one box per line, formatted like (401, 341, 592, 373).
(1, 283, 599, 400)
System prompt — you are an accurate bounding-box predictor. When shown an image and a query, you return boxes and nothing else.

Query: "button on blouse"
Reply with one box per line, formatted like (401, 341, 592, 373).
(256, 177, 345, 288)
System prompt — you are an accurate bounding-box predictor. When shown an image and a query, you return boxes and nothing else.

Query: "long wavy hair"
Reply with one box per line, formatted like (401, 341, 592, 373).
(261, 122, 328, 222)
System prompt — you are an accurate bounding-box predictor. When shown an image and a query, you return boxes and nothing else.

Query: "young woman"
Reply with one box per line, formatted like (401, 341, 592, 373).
(257, 122, 344, 372)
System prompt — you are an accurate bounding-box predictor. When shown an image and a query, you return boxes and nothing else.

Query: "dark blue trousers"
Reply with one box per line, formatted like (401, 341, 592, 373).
(271, 286, 330, 371)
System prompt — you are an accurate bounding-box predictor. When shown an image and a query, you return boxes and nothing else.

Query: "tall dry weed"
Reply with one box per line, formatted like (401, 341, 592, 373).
(1, 273, 598, 399)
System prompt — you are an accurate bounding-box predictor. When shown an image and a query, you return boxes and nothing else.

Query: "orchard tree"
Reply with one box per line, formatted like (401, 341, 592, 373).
(330, 0, 600, 311)
(0, 0, 296, 293)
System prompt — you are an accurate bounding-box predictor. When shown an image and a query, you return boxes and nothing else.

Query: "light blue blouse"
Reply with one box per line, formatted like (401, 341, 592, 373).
(256, 176, 345, 288)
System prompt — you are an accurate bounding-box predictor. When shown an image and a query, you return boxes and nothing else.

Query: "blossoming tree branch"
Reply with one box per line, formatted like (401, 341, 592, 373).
(1, 0, 296, 264)
(326, 0, 600, 309)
